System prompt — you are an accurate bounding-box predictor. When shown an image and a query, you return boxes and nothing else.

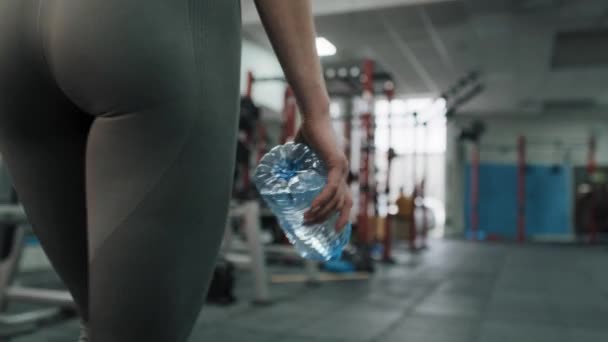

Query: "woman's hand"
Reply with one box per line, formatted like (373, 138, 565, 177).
(296, 116, 353, 231)
(254, 1, 352, 230)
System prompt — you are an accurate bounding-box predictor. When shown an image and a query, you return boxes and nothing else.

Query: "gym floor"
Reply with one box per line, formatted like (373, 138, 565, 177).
(12, 239, 608, 342)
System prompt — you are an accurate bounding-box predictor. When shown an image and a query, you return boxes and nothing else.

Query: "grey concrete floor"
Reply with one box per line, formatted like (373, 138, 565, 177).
(9, 240, 608, 342)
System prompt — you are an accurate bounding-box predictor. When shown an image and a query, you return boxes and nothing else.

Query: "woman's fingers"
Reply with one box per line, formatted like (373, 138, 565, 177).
(305, 181, 352, 230)
(335, 193, 352, 231)
(294, 127, 351, 229)
(305, 166, 342, 214)
(304, 180, 339, 223)
(304, 182, 337, 216)
(307, 189, 343, 224)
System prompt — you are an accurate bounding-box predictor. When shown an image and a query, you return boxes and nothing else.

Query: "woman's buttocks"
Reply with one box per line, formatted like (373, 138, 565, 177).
(40, 0, 199, 114)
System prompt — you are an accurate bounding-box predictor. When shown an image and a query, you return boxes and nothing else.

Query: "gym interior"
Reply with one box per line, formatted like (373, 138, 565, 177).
(1, 0, 608, 341)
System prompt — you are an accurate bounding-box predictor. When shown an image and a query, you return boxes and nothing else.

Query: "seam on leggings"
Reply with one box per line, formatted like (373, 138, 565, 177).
(95, 98, 183, 120)
(36, 0, 54, 82)
(89, 128, 192, 261)
(89, 0, 207, 262)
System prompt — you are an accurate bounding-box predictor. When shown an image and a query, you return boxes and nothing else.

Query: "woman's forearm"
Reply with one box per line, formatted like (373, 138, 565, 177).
(254, 0, 330, 119)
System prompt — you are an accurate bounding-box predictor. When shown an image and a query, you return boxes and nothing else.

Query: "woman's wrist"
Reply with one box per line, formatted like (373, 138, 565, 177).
(299, 95, 331, 121)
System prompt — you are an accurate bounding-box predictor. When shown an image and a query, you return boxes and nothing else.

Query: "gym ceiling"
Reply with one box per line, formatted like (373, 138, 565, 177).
(242, 0, 608, 116)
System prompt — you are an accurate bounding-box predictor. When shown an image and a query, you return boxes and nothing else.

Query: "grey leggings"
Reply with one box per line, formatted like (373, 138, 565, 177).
(0, 0, 241, 340)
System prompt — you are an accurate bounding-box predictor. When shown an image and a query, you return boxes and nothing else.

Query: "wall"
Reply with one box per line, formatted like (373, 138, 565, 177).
(445, 113, 608, 239)
(454, 114, 608, 166)
(240, 40, 286, 115)
(462, 163, 573, 240)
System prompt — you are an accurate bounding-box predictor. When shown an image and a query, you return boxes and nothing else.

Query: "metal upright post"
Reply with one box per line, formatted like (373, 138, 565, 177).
(409, 112, 418, 250)
(421, 122, 429, 248)
(243, 201, 271, 304)
(587, 135, 598, 244)
(281, 87, 297, 144)
(245, 71, 254, 98)
(357, 59, 375, 244)
(517, 136, 526, 243)
(382, 82, 395, 263)
(304, 260, 320, 285)
(470, 142, 480, 241)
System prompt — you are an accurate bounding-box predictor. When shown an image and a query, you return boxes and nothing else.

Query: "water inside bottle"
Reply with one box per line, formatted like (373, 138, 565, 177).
(255, 143, 351, 261)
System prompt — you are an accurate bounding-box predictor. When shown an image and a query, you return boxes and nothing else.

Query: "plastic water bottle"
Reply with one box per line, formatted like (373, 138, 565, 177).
(254, 142, 352, 261)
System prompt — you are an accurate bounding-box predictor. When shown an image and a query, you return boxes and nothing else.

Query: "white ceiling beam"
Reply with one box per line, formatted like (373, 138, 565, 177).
(242, 0, 457, 25)
(377, 12, 440, 94)
(418, 7, 456, 73)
